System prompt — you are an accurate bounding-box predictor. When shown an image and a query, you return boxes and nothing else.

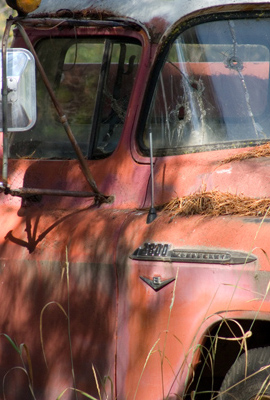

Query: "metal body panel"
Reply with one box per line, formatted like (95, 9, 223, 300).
(115, 211, 270, 399)
(2, 2, 270, 400)
(145, 148, 270, 205)
(0, 22, 153, 399)
(0, 205, 125, 399)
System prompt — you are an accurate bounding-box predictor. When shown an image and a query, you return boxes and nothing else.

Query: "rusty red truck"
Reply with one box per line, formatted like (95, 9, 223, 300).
(1, 0, 270, 399)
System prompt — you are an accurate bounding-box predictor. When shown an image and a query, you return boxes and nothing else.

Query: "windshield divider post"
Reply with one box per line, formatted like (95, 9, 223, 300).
(147, 130, 157, 224)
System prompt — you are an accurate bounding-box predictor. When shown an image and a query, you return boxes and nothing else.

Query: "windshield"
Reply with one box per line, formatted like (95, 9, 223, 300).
(142, 18, 270, 155)
(9, 37, 141, 159)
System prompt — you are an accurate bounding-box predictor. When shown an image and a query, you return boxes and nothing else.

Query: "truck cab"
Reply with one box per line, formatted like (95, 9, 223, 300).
(1, 1, 270, 399)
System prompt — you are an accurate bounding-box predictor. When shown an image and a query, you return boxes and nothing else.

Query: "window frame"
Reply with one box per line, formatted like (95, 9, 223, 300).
(137, 11, 270, 157)
(10, 34, 142, 161)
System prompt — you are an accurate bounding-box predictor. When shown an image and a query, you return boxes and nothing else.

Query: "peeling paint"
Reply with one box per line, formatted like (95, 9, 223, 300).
(216, 167, 232, 174)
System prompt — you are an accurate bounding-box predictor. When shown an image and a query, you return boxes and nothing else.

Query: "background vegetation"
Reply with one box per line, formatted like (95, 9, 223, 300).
(0, 1, 15, 39)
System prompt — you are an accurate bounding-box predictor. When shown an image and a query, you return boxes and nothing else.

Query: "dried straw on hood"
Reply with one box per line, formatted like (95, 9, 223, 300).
(162, 142, 270, 217)
(221, 142, 270, 165)
(162, 189, 270, 217)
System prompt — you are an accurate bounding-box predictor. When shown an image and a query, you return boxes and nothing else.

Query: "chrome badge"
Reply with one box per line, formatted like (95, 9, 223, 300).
(131, 243, 257, 265)
(140, 276, 175, 291)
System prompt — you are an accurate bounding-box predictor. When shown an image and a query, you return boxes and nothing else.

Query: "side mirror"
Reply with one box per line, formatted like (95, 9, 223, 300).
(0, 48, 36, 131)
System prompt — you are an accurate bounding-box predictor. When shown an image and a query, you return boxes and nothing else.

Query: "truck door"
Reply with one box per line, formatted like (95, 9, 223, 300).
(0, 26, 151, 399)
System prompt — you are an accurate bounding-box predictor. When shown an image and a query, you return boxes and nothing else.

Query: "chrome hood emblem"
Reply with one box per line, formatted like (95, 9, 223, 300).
(140, 276, 175, 291)
(131, 243, 257, 265)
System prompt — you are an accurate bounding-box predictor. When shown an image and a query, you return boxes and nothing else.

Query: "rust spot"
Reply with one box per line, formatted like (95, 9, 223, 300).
(145, 17, 169, 42)
(30, 8, 117, 20)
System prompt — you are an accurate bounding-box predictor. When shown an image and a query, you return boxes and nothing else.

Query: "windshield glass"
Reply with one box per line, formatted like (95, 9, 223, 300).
(9, 37, 141, 159)
(142, 18, 270, 155)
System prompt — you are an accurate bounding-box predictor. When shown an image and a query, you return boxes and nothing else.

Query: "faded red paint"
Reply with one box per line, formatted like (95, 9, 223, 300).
(1, 2, 270, 400)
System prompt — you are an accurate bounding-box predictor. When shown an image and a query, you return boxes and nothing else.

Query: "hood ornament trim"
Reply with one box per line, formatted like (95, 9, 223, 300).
(131, 243, 257, 265)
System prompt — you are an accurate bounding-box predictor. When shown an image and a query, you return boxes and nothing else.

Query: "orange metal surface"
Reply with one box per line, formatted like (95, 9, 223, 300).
(116, 212, 270, 399)
(2, 3, 270, 400)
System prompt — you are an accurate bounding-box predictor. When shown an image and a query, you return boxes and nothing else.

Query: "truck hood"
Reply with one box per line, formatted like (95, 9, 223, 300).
(150, 148, 270, 207)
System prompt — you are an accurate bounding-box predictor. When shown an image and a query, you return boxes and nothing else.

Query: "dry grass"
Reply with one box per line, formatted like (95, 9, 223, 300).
(162, 142, 270, 218)
(221, 142, 270, 165)
(162, 189, 270, 217)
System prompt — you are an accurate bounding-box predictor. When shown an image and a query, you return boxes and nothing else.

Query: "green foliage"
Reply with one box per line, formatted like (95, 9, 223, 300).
(0, 2, 15, 40)
(0, 334, 35, 399)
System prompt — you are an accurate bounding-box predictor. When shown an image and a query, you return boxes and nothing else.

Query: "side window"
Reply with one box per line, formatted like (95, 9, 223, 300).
(142, 19, 270, 155)
(9, 38, 141, 159)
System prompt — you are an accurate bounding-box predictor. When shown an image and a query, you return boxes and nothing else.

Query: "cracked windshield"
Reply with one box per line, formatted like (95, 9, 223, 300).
(144, 18, 270, 155)
(9, 38, 141, 159)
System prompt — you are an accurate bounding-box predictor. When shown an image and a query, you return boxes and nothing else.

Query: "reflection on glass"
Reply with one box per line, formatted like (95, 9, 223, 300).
(9, 38, 141, 159)
(144, 19, 270, 155)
